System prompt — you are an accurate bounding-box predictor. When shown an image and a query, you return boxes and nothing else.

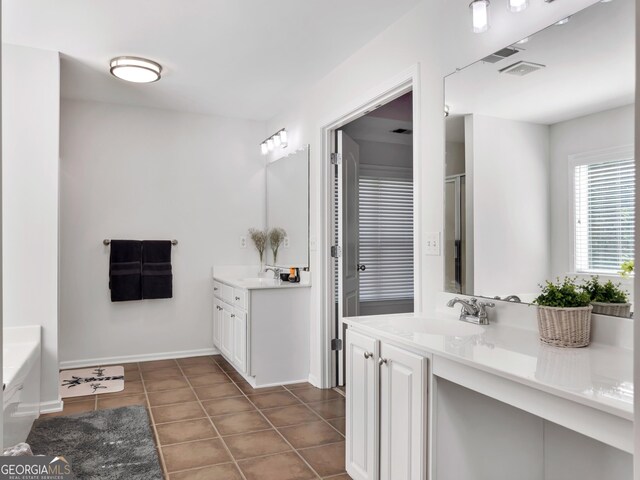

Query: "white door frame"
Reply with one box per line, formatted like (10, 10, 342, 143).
(319, 64, 422, 388)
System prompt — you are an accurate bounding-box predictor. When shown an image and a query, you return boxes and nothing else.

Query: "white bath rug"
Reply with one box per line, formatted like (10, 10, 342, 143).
(59, 366, 125, 399)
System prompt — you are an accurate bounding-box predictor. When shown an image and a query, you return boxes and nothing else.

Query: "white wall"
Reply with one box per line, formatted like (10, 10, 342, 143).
(549, 104, 635, 294)
(59, 99, 265, 366)
(2, 44, 60, 409)
(263, 0, 600, 387)
(470, 115, 550, 297)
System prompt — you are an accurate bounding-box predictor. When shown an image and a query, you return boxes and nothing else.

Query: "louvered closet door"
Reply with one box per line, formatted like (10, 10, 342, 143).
(379, 342, 427, 480)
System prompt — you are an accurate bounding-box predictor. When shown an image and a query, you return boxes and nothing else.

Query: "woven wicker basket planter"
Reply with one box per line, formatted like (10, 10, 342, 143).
(590, 302, 632, 318)
(536, 305, 593, 348)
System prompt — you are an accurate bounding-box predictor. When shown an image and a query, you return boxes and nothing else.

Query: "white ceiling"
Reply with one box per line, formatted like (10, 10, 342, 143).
(3, 0, 420, 121)
(445, 0, 635, 125)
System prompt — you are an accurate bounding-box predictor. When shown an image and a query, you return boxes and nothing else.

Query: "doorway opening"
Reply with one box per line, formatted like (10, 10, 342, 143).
(331, 92, 415, 390)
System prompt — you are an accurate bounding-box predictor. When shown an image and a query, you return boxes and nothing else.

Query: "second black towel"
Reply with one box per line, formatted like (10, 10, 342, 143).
(142, 240, 173, 299)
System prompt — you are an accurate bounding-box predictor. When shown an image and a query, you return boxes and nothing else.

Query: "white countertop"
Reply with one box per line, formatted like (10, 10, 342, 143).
(214, 274, 311, 290)
(344, 313, 633, 421)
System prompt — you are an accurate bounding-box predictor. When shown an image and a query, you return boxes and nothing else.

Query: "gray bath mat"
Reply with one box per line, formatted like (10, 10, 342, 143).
(27, 406, 162, 480)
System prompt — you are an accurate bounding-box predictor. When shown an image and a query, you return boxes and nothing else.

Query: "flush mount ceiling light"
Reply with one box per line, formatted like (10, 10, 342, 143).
(110, 56, 162, 83)
(260, 129, 288, 155)
(470, 0, 490, 33)
(508, 0, 528, 12)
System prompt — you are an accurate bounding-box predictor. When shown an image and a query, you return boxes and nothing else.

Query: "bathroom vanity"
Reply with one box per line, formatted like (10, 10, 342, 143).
(212, 268, 311, 387)
(344, 307, 633, 480)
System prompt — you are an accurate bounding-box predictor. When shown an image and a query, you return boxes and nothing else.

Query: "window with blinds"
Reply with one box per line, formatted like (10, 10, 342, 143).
(359, 173, 414, 302)
(574, 156, 635, 274)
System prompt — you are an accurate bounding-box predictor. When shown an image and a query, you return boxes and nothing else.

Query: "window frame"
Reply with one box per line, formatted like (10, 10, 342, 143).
(568, 144, 635, 276)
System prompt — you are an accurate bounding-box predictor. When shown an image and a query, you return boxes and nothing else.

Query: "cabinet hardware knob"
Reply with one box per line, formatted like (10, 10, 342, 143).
(231, 314, 236, 318)
(357, 264, 367, 272)
(235, 296, 240, 300)
(378, 358, 388, 366)
(214, 287, 218, 291)
(364, 352, 373, 359)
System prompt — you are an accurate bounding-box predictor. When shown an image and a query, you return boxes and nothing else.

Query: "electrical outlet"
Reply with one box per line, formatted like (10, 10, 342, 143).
(425, 232, 441, 256)
(239, 236, 247, 248)
(284, 237, 290, 248)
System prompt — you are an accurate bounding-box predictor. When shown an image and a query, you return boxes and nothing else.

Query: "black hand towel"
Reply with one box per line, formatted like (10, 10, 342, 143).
(142, 240, 173, 299)
(109, 240, 142, 302)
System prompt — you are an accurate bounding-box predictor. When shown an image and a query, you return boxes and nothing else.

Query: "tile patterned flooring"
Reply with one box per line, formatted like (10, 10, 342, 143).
(46, 355, 352, 480)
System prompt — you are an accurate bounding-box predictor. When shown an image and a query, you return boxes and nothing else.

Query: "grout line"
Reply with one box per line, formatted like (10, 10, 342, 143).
(284, 386, 346, 439)
(211, 356, 324, 479)
(209, 359, 323, 480)
(174, 357, 250, 480)
(140, 360, 172, 478)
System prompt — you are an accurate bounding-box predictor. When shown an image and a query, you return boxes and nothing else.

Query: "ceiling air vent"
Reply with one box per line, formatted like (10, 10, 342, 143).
(481, 47, 519, 64)
(499, 61, 546, 76)
(391, 128, 413, 134)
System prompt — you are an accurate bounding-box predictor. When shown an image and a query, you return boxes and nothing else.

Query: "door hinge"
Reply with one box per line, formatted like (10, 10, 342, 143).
(331, 245, 342, 258)
(331, 153, 342, 165)
(331, 338, 343, 351)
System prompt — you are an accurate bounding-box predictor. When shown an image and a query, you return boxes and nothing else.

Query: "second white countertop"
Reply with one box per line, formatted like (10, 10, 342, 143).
(344, 313, 633, 421)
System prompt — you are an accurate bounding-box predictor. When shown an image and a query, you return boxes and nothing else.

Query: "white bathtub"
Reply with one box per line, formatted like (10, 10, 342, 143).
(3, 326, 41, 448)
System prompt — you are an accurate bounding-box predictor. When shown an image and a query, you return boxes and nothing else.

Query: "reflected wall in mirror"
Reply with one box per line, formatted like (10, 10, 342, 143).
(266, 145, 310, 268)
(444, 0, 635, 317)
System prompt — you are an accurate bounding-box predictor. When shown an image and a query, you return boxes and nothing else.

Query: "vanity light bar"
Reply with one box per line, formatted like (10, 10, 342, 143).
(472, 0, 558, 33)
(260, 129, 288, 155)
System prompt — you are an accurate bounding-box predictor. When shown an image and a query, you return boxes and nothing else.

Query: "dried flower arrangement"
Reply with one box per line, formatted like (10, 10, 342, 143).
(269, 228, 287, 265)
(248, 228, 268, 266)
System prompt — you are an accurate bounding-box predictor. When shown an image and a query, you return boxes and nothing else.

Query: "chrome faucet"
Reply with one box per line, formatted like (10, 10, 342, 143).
(494, 295, 522, 303)
(264, 266, 282, 280)
(447, 297, 495, 325)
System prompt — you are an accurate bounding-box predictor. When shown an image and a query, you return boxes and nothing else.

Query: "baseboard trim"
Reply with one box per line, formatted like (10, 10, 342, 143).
(308, 373, 321, 388)
(59, 348, 219, 370)
(40, 399, 64, 414)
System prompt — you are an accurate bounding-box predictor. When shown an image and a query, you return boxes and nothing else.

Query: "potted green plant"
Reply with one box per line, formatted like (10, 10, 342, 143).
(581, 276, 631, 318)
(620, 260, 634, 278)
(533, 277, 592, 348)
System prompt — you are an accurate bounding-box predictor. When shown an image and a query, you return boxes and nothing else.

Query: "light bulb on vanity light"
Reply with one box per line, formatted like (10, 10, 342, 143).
(261, 142, 268, 155)
(279, 129, 288, 147)
(273, 134, 282, 147)
(508, 0, 528, 12)
(470, 0, 490, 33)
(267, 138, 275, 151)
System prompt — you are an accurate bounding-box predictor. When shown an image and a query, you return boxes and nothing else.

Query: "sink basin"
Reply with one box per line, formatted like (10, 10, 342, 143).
(362, 317, 484, 337)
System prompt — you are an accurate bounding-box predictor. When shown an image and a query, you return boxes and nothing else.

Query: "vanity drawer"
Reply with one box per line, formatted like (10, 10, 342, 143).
(233, 288, 247, 310)
(221, 284, 234, 304)
(213, 281, 223, 298)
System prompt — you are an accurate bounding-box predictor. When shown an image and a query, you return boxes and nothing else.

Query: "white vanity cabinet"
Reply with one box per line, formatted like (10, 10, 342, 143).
(346, 329, 428, 480)
(212, 276, 310, 387)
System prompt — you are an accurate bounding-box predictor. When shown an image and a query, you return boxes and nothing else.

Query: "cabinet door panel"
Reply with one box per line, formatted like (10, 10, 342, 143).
(232, 309, 247, 373)
(220, 305, 234, 359)
(213, 299, 221, 348)
(379, 343, 427, 480)
(346, 330, 379, 480)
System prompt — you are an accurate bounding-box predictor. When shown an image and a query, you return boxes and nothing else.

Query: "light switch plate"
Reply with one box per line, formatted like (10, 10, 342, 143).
(239, 236, 247, 248)
(424, 232, 441, 256)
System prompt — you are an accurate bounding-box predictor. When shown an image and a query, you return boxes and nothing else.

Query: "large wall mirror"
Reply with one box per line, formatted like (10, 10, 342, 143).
(444, 0, 635, 317)
(266, 145, 310, 268)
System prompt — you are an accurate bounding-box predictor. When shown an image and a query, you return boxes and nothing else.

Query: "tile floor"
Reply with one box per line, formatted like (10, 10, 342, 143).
(46, 355, 352, 480)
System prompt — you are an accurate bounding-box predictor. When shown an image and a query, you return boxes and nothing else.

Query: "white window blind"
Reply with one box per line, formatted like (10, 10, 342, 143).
(359, 173, 414, 302)
(574, 157, 635, 274)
